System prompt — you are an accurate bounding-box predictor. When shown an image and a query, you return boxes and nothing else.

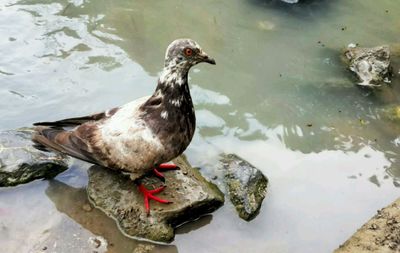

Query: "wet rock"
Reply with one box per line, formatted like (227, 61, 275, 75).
(133, 244, 155, 253)
(221, 154, 268, 221)
(334, 198, 400, 253)
(87, 155, 224, 243)
(0, 128, 68, 187)
(344, 45, 392, 87)
(82, 204, 93, 212)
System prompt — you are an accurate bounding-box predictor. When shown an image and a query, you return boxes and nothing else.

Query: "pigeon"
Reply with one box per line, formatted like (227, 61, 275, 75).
(33, 38, 216, 214)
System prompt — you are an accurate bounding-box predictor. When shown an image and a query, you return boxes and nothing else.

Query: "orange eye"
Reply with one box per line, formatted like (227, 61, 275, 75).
(184, 48, 193, 56)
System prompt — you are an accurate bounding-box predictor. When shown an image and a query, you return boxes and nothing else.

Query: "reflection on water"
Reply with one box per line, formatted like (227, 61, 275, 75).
(45, 179, 178, 253)
(0, 0, 400, 252)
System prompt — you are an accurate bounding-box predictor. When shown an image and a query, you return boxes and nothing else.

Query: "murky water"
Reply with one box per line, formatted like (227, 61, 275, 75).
(1, 0, 400, 252)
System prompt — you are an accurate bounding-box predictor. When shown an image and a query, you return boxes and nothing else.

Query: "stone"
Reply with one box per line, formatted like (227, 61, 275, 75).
(381, 105, 400, 122)
(0, 128, 68, 187)
(86, 155, 224, 243)
(344, 45, 392, 87)
(221, 154, 268, 221)
(334, 198, 400, 253)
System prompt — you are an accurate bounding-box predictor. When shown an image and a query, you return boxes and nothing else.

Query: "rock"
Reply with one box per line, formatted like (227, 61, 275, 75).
(82, 204, 93, 212)
(344, 45, 392, 87)
(0, 128, 68, 187)
(381, 105, 400, 122)
(87, 155, 224, 243)
(334, 198, 400, 253)
(133, 244, 155, 253)
(221, 154, 268, 221)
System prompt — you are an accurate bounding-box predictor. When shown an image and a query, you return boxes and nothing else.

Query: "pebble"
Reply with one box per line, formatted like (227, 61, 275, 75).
(82, 204, 93, 212)
(369, 223, 378, 230)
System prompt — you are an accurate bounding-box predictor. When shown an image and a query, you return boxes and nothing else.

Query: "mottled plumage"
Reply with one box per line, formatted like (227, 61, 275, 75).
(33, 38, 215, 180)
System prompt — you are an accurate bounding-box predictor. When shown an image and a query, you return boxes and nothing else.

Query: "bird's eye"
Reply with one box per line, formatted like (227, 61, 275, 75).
(184, 48, 193, 57)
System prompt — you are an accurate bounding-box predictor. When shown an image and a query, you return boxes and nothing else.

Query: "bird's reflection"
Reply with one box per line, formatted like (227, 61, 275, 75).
(175, 215, 213, 235)
(45, 178, 178, 253)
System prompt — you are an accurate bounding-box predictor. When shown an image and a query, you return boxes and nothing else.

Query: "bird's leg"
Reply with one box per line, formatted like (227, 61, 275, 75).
(153, 163, 179, 181)
(138, 184, 171, 215)
(137, 164, 178, 215)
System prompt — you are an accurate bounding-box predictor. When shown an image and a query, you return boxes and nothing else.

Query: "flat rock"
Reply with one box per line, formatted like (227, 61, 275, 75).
(0, 128, 68, 187)
(334, 198, 400, 253)
(344, 45, 392, 87)
(87, 155, 224, 243)
(221, 154, 268, 221)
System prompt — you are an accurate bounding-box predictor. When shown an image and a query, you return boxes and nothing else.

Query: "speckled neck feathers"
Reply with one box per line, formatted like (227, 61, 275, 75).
(140, 62, 196, 156)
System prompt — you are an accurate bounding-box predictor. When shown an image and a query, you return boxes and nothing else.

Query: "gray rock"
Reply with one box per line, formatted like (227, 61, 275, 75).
(221, 154, 268, 221)
(344, 45, 392, 87)
(87, 155, 224, 243)
(0, 128, 68, 187)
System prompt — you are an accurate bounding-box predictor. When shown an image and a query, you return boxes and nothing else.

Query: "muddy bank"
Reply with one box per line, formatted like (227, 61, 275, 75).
(334, 198, 400, 253)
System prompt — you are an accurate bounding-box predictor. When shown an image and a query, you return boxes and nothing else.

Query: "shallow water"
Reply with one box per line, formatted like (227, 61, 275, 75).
(1, 0, 400, 252)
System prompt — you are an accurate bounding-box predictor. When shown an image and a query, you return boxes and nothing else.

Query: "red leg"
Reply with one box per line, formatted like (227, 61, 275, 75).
(158, 163, 178, 170)
(138, 184, 171, 215)
(153, 163, 179, 180)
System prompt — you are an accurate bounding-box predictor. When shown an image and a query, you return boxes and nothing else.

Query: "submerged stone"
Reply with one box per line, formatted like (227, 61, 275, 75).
(221, 154, 268, 221)
(344, 45, 392, 87)
(87, 155, 224, 243)
(0, 128, 68, 187)
(381, 105, 400, 122)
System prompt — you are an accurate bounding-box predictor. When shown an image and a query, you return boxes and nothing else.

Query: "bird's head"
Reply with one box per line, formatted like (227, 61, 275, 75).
(164, 39, 216, 70)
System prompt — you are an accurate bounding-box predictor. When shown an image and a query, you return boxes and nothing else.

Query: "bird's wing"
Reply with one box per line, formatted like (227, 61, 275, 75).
(32, 107, 120, 166)
(32, 96, 153, 168)
(33, 124, 105, 166)
(33, 107, 120, 128)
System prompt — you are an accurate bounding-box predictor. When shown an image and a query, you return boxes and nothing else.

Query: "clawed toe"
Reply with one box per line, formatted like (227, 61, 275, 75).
(138, 184, 171, 215)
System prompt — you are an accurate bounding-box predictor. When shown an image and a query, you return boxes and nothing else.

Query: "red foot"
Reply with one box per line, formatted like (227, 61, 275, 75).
(153, 163, 178, 179)
(138, 184, 171, 215)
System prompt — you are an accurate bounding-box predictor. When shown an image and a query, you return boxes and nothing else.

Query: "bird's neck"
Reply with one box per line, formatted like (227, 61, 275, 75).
(141, 62, 196, 151)
(158, 63, 189, 86)
(155, 64, 190, 100)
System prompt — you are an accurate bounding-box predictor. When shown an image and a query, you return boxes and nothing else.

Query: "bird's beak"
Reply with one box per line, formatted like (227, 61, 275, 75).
(199, 51, 216, 65)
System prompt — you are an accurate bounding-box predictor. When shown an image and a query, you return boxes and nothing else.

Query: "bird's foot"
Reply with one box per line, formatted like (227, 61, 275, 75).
(138, 184, 171, 215)
(153, 163, 179, 181)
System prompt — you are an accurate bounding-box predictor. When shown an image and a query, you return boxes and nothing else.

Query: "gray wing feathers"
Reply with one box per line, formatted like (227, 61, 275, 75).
(32, 125, 102, 166)
(33, 107, 119, 128)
